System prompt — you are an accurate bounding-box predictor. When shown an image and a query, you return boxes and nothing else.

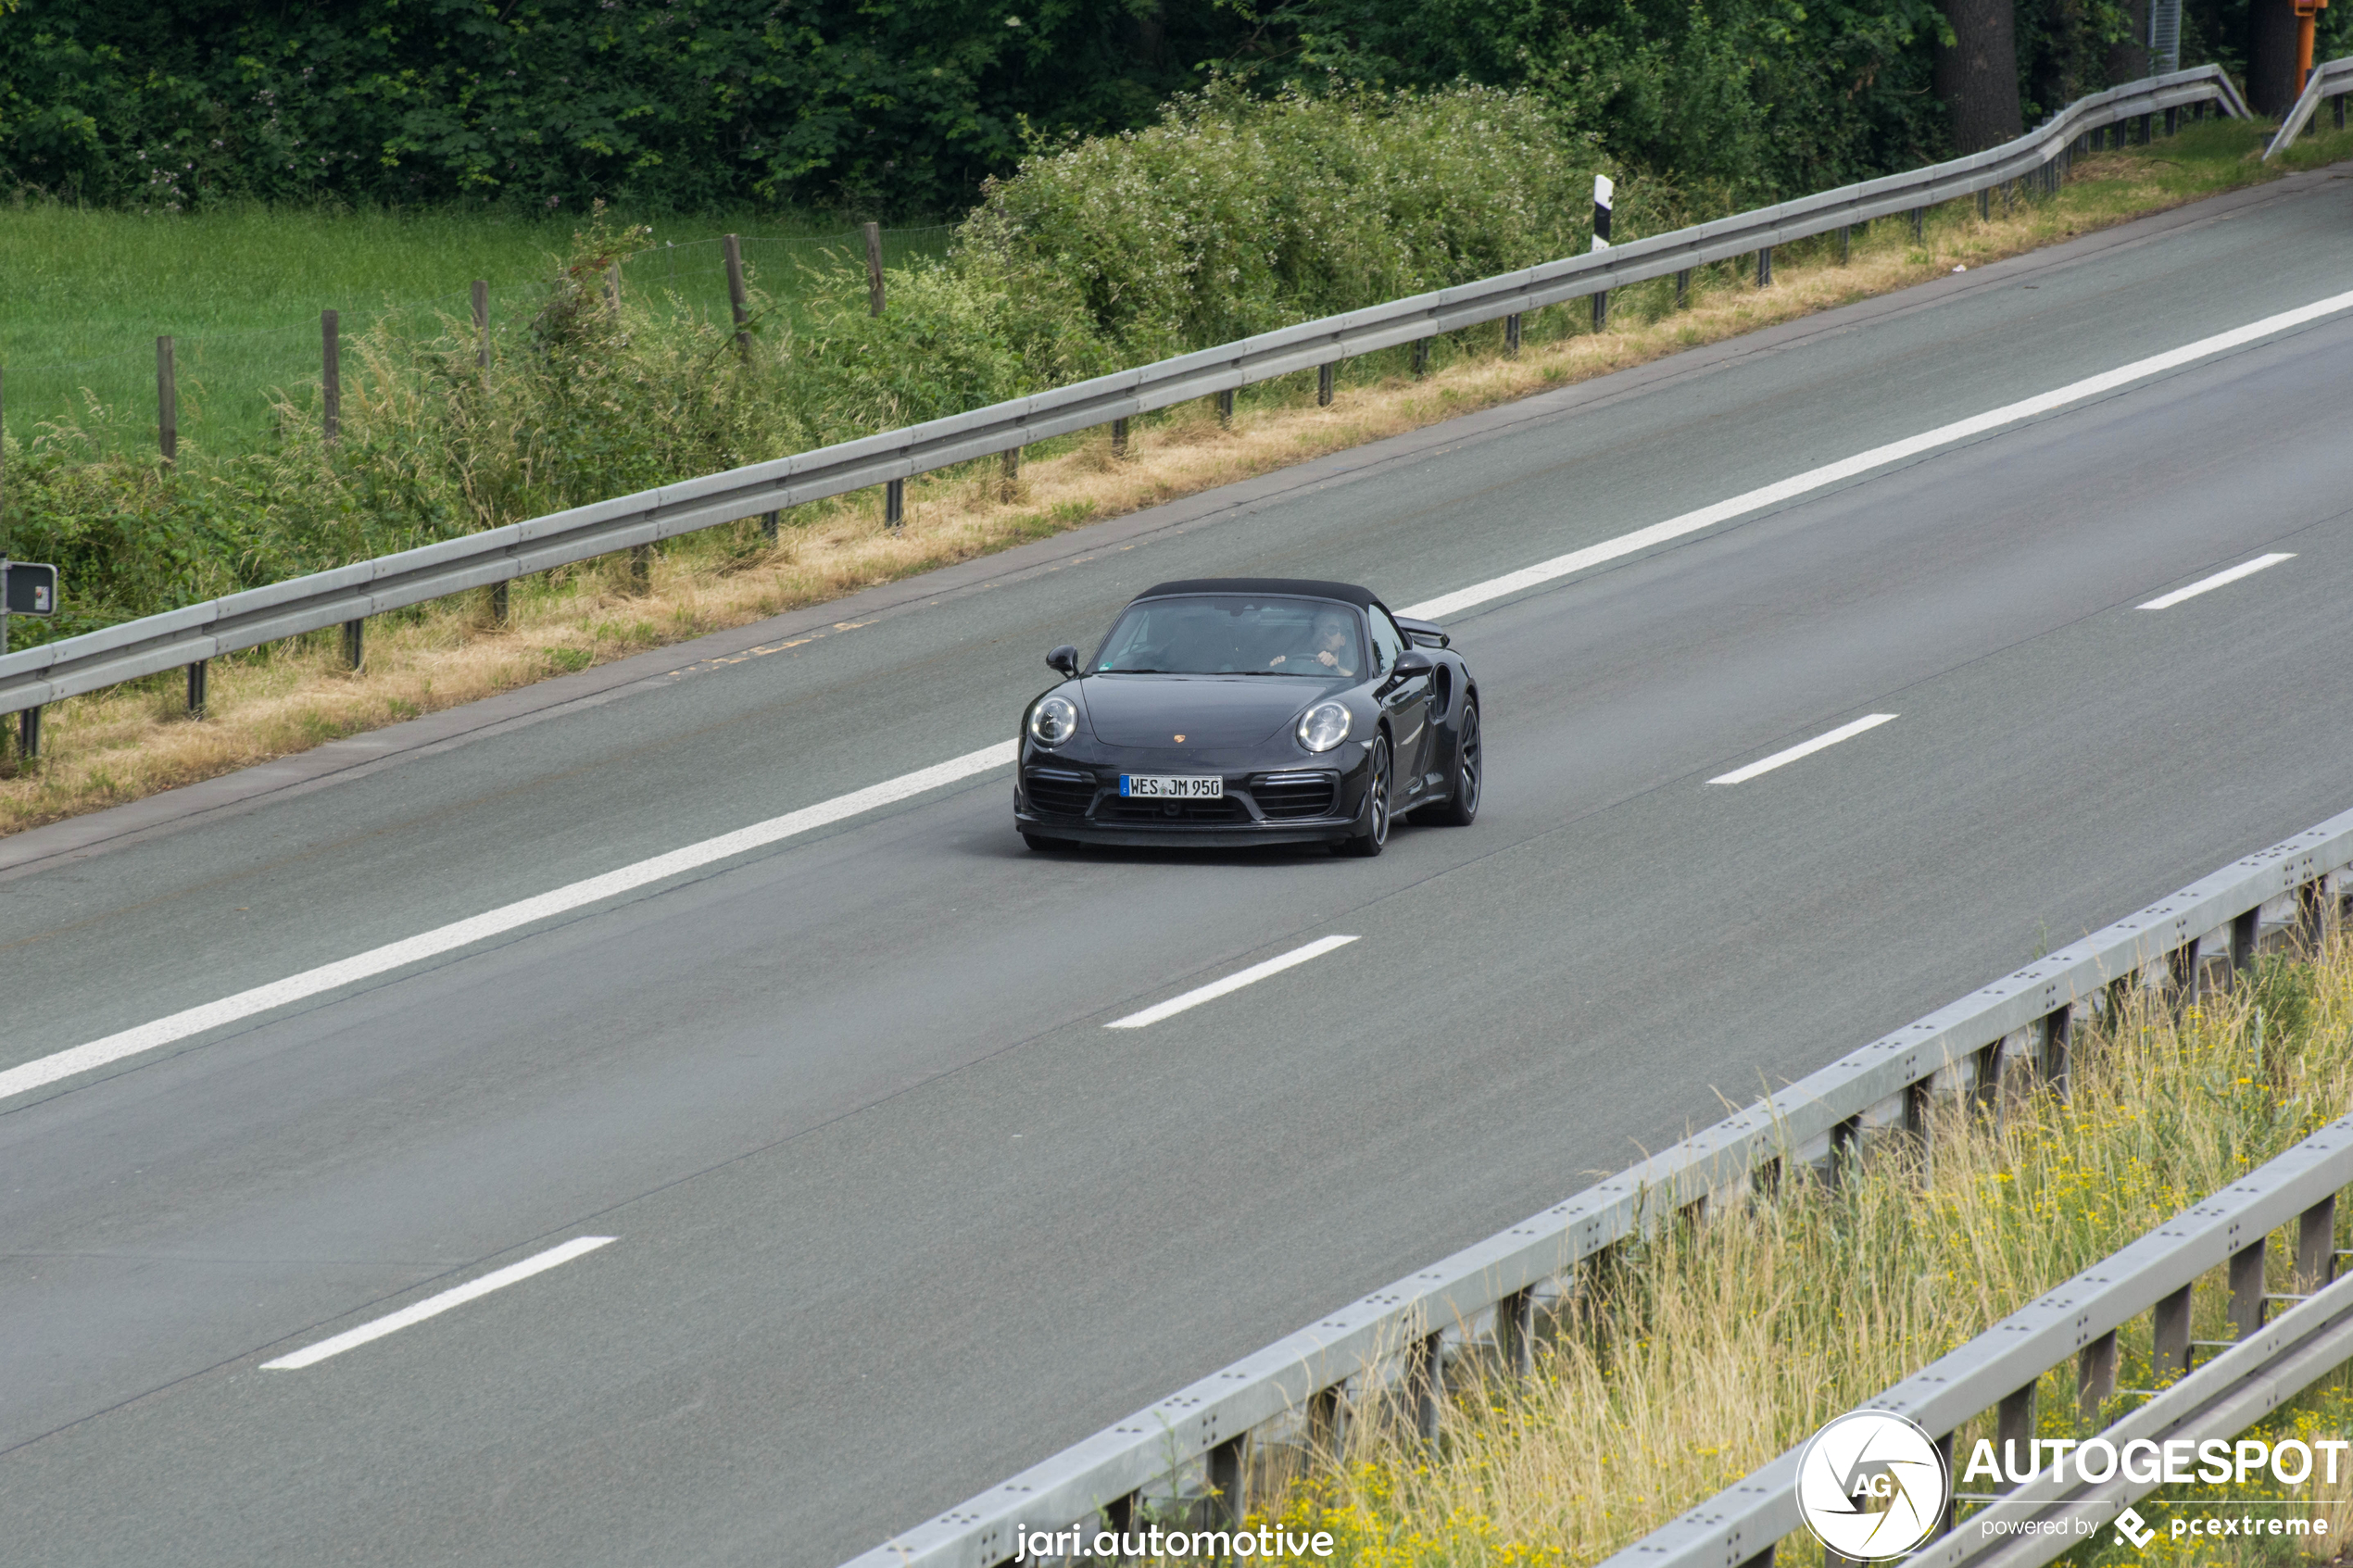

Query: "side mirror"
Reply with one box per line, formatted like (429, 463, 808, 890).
(1393, 648, 1435, 678)
(1046, 645, 1080, 678)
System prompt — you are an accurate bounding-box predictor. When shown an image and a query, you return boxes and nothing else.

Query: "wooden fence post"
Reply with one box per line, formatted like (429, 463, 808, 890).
(157, 336, 178, 465)
(604, 263, 622, 313)
(724, 234, 750, 359)
(864, 222, 886, 316)
(321, 309, 341, 445)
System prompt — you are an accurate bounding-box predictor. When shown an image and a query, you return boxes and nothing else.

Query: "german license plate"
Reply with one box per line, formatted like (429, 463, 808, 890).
(1120, 774, 1223, 799)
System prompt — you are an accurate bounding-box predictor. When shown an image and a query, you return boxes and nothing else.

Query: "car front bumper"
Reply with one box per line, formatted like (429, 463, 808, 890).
(1015, 746, 1368, 847)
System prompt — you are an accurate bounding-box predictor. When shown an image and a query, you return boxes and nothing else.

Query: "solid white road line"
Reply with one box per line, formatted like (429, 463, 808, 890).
(0, 742, 1018, 1104)
(1396, 292, 2353, 622)
(2138, 553, 2295, 609)
(261, 1236, 615, 1370)
(1708, 714, 1898, 785)
(1104, 935, 1361, 1029)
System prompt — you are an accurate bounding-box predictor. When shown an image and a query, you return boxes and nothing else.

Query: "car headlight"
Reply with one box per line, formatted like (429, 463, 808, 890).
(1296, 701, 1352, 752)
(1029, 695, 1079, 746)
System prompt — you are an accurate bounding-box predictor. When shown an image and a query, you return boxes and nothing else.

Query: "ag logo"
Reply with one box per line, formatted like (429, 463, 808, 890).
(1795, 1410, 1950, 1562)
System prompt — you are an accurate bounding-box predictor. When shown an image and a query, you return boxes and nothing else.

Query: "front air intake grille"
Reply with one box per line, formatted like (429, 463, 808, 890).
(1099, 796, 1250, 824)
(1252, 771, 1339, 820)
(1024, 766, 1098, 818)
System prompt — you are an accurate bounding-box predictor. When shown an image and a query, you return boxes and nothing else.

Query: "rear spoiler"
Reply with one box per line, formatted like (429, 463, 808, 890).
(1394, 615, 1449, 649)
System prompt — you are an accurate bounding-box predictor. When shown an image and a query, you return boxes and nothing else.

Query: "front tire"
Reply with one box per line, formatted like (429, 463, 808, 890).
(1429, 700, 1480, 826)
(1335, 734, 1392, 858)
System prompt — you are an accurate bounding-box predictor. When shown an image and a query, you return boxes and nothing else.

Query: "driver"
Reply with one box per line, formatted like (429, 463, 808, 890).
(1268, 608, 1358, 676)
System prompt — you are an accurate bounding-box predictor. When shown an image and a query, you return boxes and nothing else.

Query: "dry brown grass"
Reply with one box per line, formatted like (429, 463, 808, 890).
(6, 119, 2340, 837)
(1239, 937, 2353, 1566)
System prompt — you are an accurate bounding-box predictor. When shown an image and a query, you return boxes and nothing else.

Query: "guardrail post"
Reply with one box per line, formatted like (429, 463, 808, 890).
(2165, 106, 2179, 135)
(761, 510, 779, 543)
(629, 544, 653, 591)
(1207, 1434, 1247, 1529)
(1497, 1286, 1537, 1378)
(1977, 187, 1990, 220)
(157, 336, 177, 466)
(186, 659, 207, 718)
(1592, 290, 1609, 331)
(1317, 363, 1335, 407)
(472, 280, 490, 371)
(2138, 111, 2153, 143)
(342, 619, 365, 671)
(1408, 340, 1428, 378)
(2230, 1241, 2267, 1337)
(1736, 1548, 1776, 1568)
(1996, 1383, 2035, 1490)
(2231, 906, 2261, 975)
(1909, 207, 1923, 243)
(1933, 1433, 1957, 1537)
(2299, 877, 2331, 947)
(1105, 1488, 1138, 1539)
(2336, 92, 2346, 131)
(1674, 270, 1690, 308)
(1307, 1383, 1346, 1454)
(885, 478, 905, 529)
(2079, 1329, 2119, 1419)
(1504, 313, 1521, 356)
(1218, 385, 1239, 421)
(724, 234, 751, 359)
(1000, 446, 1021, 498)
(2155, 1283, 2193, 1380)
(2297, 1197, 2337, 1291)
(1755, 247, 1771, 286)
(18, 705, 38, 763)
(490, 580, 510, 624)
(864, 222, 887, 317)
(321, 309, 341, 445)
(1414, 1330, 1446, 1439)
(1111, 418, 1129, 457)
(1838, 224, 1850, 264)
(2043, 1006, 2073, 1100)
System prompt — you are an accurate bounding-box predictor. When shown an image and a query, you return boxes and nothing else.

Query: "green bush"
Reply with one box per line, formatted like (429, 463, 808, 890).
(952, 81, 1640, 363)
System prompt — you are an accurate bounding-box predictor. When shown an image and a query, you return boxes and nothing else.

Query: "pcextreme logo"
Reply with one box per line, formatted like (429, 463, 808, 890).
(1794, 1411, 1952, 1562)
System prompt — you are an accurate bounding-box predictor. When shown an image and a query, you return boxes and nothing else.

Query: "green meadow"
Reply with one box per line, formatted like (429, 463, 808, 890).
(0, 203, 950, 455)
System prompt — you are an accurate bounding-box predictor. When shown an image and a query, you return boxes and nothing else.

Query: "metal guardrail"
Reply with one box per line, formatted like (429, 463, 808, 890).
(1609, 1116, 2353, 1567)
(845, 804, 2353, 1568)
(0, 66, 2250, 726)
(2264, 56, 2353, 158)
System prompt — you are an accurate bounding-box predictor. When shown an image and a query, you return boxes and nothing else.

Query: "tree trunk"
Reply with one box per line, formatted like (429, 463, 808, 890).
(2107, 0, 2149, 84)
(2245, 0, 2302, 115)
(1936, 0, 2027, 151)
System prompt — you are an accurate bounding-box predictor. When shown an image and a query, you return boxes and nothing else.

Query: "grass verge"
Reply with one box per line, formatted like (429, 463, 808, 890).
(1240, 928, 2353, 1567)
(4, 115, 2347, 837)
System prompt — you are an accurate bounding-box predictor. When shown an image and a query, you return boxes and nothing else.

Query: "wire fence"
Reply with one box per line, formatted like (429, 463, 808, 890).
(0, 224, 953, 456)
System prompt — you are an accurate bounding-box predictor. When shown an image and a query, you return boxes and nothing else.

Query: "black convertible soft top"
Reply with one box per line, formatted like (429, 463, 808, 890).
(1132, 578, 1383, 609)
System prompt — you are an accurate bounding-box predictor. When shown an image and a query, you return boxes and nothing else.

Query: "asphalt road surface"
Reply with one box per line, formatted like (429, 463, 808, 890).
(5, 165, 2351, 1567)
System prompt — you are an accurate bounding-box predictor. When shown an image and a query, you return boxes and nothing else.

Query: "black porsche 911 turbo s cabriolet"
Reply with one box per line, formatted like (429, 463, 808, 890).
(1013, 578, 1481, 856)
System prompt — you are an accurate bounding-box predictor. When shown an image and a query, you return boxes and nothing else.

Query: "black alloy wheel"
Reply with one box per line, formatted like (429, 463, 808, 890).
(1336, 734, 1391, 858)
(1432, 701, 1480, 826)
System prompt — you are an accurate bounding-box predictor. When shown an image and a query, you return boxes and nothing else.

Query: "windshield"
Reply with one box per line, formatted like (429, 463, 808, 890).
(1093, 596, 1365, 677)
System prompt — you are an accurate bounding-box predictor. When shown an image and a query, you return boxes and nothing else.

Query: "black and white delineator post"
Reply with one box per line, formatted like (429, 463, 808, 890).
(1591, 174, 1615, 330)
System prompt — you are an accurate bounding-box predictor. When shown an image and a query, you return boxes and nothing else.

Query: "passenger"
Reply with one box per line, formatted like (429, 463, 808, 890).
(1269, 608, 1359, 676)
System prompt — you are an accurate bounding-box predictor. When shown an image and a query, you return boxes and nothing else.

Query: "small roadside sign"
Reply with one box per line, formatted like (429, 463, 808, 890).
(4, 560, 59, 616)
